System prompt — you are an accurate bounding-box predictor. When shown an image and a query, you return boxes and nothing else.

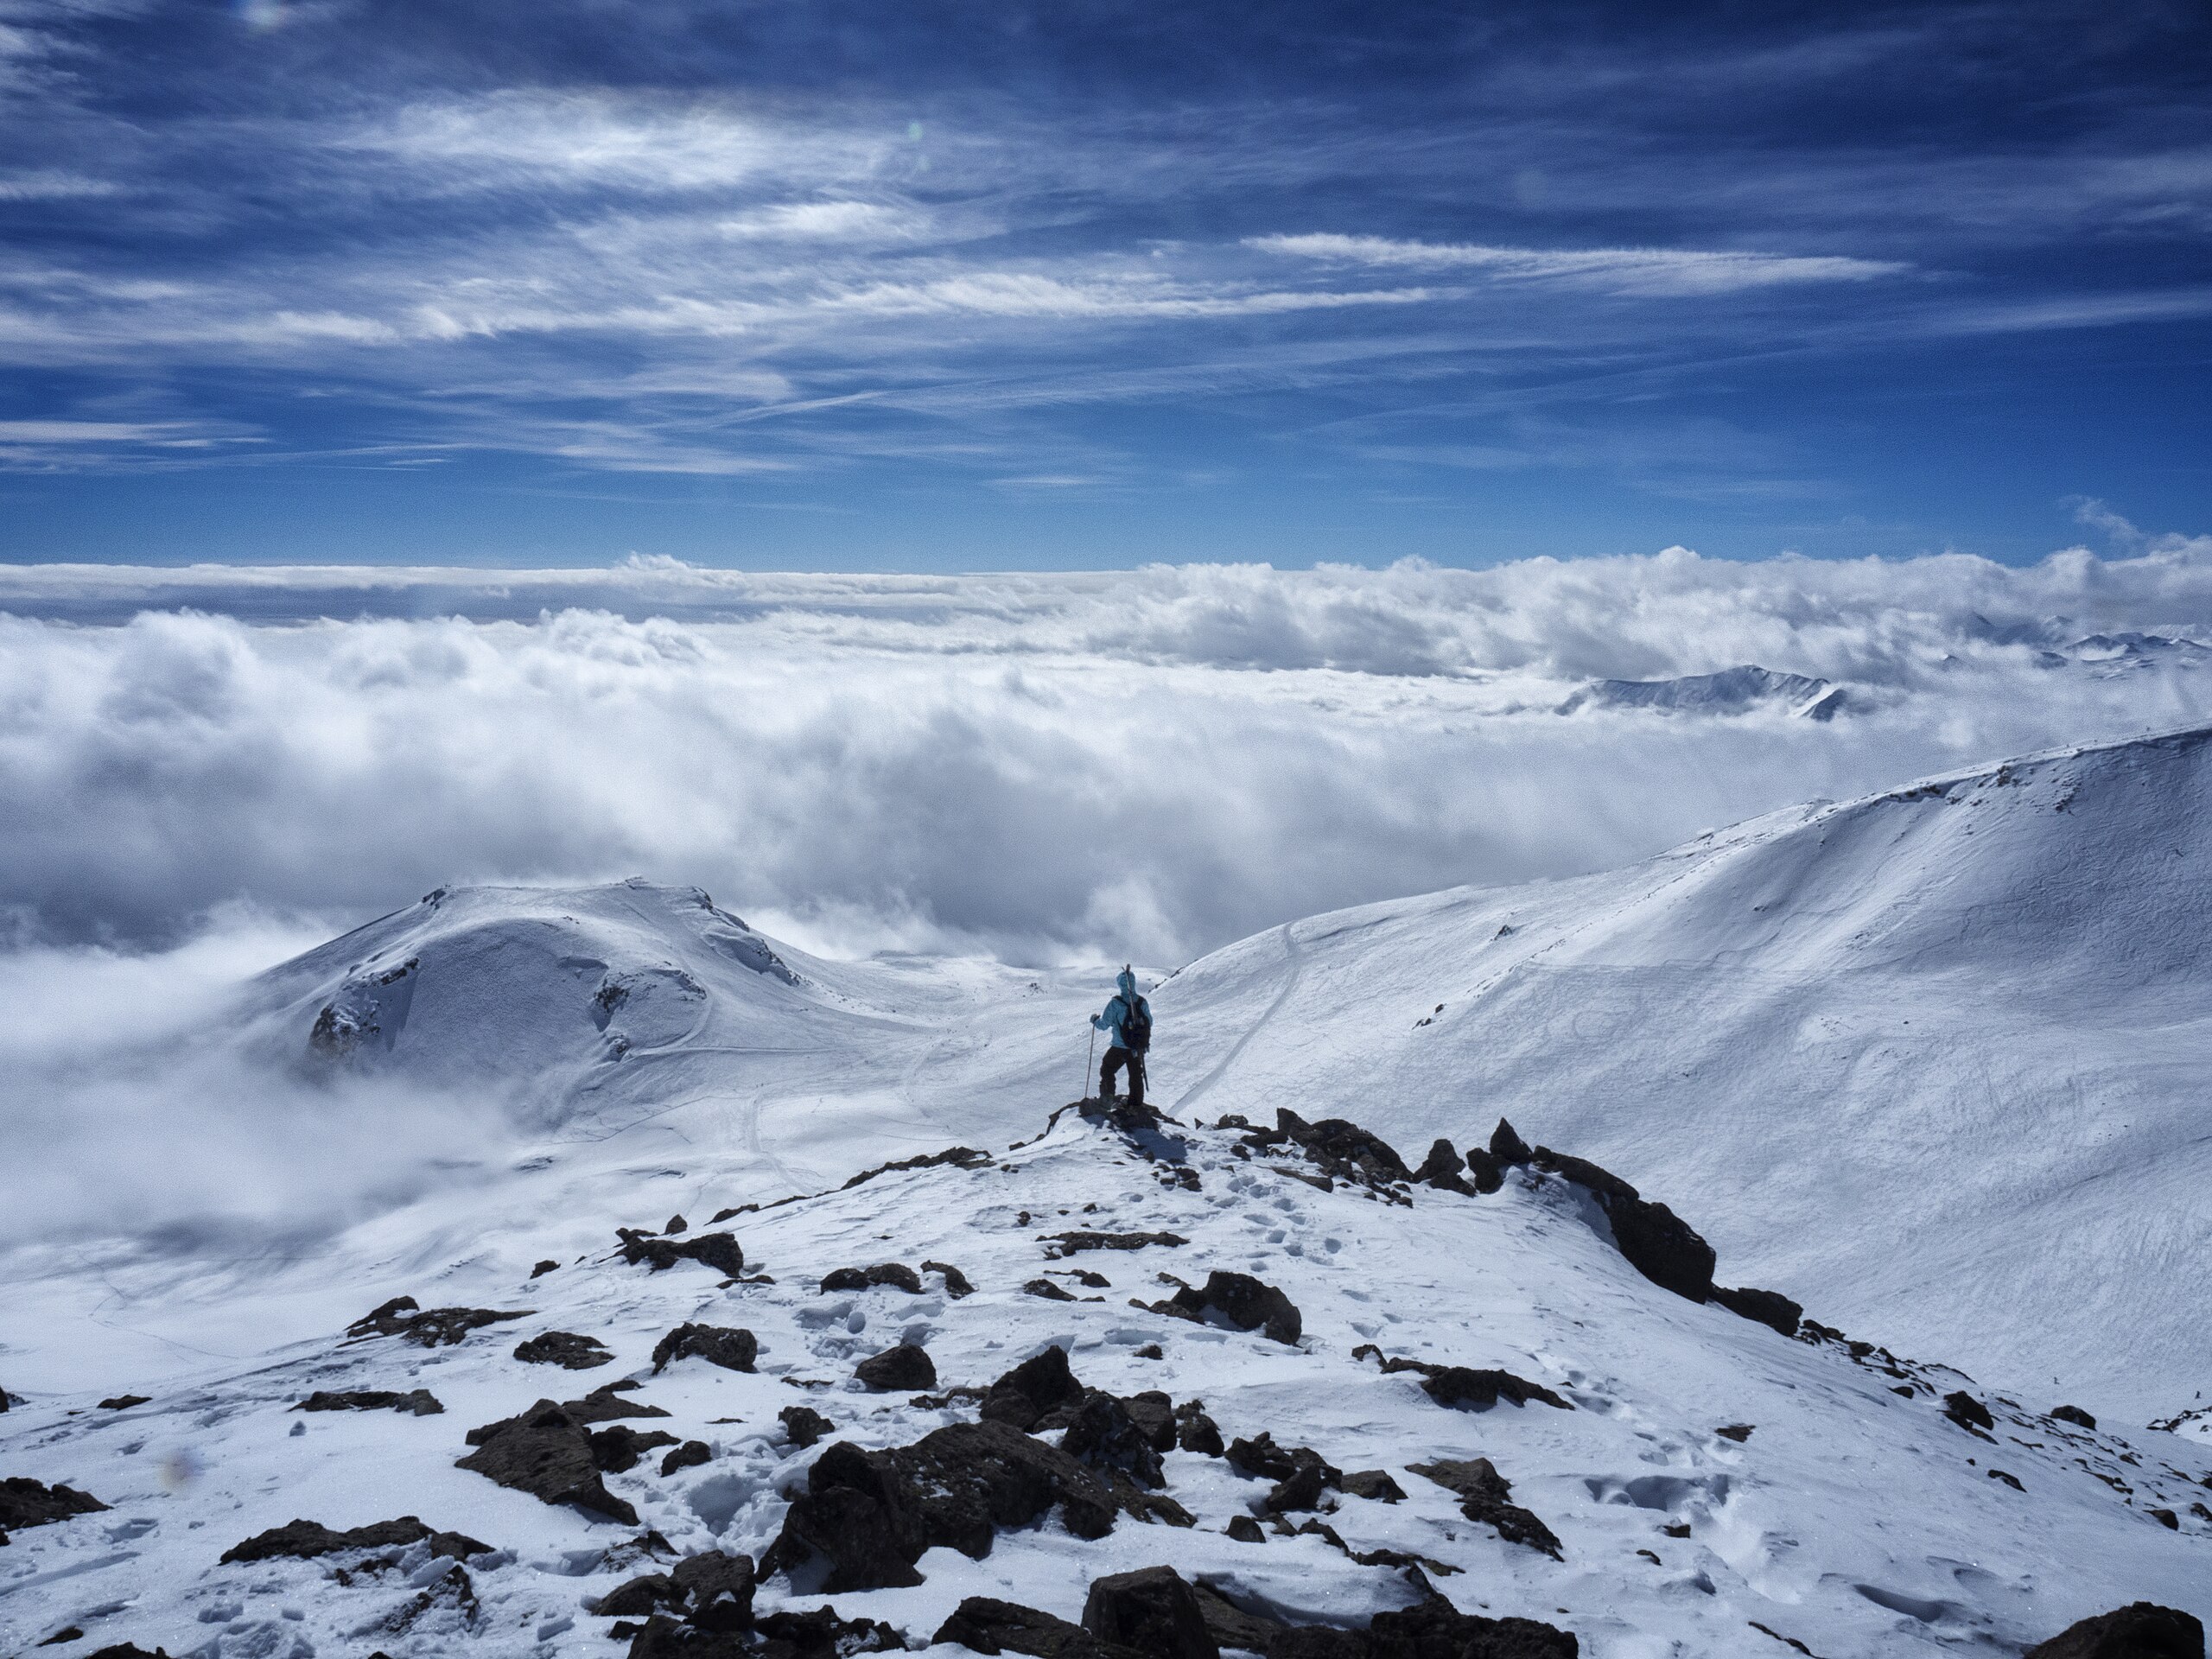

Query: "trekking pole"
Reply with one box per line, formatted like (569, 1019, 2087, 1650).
(1084, 1024, 1096, 1101)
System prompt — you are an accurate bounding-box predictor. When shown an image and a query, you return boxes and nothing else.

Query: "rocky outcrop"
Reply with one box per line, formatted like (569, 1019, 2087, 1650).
(1192, 1586, 1580, 1659)
(1241, 1110, 1413, 1192)
(563, 1380, 672, 1424)
(2023, 1602, 2202, 1659)
(294, 1389, 443, 1416)
(615, 1229, 745, 1277)
(1081, 1567, 1220, 1659)
(1710, 1286, 1802, 1338)
(1415, 1140, 1475, 1195)
(1352, 1347, 1571, 1413)
(514, 1331, 614, 1369)
(1149, 1270, 1302, 1344)
(456, 1398, 644, 1524)
(0, 1478, 107, 1535)
(346, 1296, 531, 1347)
(1043, 1230, 1188, 1257)
(934, 1596, 1141, 1657)
(821, 1262, 924, 1294)
(1408, 1458, 1563, 1560)
(779, 1405, 833, 1448)
(1061, 1392, 1166, 1488)
(980, 1344, 1087, 1433)
(1529, 1144, 1715, 1304)
(854, 1343, 938, 1391)
(651, 1324, 759, 1375)
(2051, 1404, 2097, 1430)
(1229, 1432, 1341, 1514)
(219, 1516, 488, 1564)
(765, 1421, 1128, 1592)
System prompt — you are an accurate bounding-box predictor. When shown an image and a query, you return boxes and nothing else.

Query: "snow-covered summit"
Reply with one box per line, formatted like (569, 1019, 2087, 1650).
(1556, 664, 1842, 719)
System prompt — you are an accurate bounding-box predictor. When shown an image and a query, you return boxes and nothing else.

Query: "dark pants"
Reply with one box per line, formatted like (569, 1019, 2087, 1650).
(1100, 1046, 1146, 1108)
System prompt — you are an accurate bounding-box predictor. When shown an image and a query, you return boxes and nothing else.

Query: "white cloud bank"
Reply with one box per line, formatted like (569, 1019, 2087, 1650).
(4, 540, 2212, 968)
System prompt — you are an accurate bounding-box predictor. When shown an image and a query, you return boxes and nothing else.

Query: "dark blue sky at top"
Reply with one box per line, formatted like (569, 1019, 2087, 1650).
(0, 0, 2206, 569)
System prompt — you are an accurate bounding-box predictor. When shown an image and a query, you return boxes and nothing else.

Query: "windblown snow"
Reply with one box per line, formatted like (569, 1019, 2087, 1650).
(3, 725, 2209, 1656)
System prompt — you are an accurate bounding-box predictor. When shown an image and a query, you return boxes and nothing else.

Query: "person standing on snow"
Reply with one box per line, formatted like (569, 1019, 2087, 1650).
(1092, 966, 1153, 1109)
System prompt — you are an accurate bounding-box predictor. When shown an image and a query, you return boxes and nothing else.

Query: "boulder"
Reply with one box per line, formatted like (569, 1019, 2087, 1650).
(616, 1229, 745, 1277)
(347, 1295, 531, 1347)
(456, 1398, 640, 1524)
(2024, 1603, 2202, 1659)
(1121, 1391, 1178, 1452)
(1408, 1458, 1563, 1560)
(591, 1423, 683, 1473)
(1228, 1433, 1341, 1514)
(980, 1345, 1086, 1433)
(1163, 1271, 1302, 1344)
(1173, 1401, 1224, 1457)
(921, 1261, 976, 1298)
(1461, 1147, 1506, 1194)
(1060, 1393, 1166, 1488)
(779, 1405, 833, 1448)
(1415, 1140, 1475, 1195)
(97, 1395, 149, 1410)
(515, 1331, 615, 1370)
(563, 1381, 672, 1424)
(1419, 1366, 1573, 1414)
(294, 1389, 444, 1416)
(935, 1597, 1141, 1657)
(2050, 1404, 2097, 1430)
(1943, 1391, 1995, 1433)
(1489, 1118, 1534, 1164)
(1340, 1471, 1406, 1503)
(1529, 1147, 1715, 1303)
(661, 1441, 712, 1477)
(854, 1343, 937, 1392)
(765, 1421, 1119, 1592)
(1711, 1286, 1802, 1338)
(0, 1478, 108, 1533)
(219, 1516, 487, 1564)
(1081, 1567, 1219, 1659)
(1026, 1278, 1079, 1301)
(820, 1263, 924, 1294)
(652, 1323, 759, 1375)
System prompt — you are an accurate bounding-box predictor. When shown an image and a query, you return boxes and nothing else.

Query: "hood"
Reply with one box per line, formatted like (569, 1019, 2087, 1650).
(1117, 968, 1137, 999)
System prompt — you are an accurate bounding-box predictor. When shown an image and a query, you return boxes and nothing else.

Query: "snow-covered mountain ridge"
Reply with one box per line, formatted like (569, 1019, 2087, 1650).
(2, 1100, 2204, 1658)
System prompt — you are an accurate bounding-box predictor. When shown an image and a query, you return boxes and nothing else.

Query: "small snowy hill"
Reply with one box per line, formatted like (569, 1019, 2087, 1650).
(1556, 665, 1842, 719)
(1143, 725, 2212, 1422)
(3, 1103, 2204, 1658)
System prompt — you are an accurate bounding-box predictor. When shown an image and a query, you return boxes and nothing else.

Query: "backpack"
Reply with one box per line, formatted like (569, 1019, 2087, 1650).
(1122, 996, 1153, 1053)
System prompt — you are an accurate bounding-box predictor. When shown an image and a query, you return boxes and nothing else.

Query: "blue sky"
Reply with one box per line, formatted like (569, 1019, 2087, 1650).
(0, 0, 2207, 569)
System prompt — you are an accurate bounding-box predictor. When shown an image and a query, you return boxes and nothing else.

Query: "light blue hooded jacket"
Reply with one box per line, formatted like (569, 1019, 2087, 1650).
(1092, 968, 1148, 1050)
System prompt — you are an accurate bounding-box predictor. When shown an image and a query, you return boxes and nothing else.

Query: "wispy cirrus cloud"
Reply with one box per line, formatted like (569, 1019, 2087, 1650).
(1246, 233, 1908, 296)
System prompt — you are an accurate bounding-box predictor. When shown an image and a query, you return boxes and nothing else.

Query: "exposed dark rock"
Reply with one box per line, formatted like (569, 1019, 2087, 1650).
(616, 1229, 745, 1277)
(2023, 1602, 2202, 1659)
(751, 1606, 906, 1656)
(531, 1259, 561, 1279)
(1026, 1278, 1079, 1300)
(2051, 1404, 2098, 1430)
(1160, 1270, 1302, 1344)
(1462, 1147, 1506, 1194)
(0, 1478, 108, 1533)
(840, 1145, 993, 1190)
(295, 1388, 444, 1416)
(764, 1421, 1122, 1592)
(0, 1385, 9, 1411)
(820, 1262, 925, 1294)
(779, 1405, 834, 1448)
(921, 1261, 976, 1297)
(1943, 1391, 1995, 1433)
(1081, 1566, 1219, 1659)
(565, 1380, 673, 1424)
(664, 1215, 687, 1235)
(1352, 1348, 1571, 1413)
(934, 1597, 1141, 1657)
(1408, 1458, 1563, 1560)
(1489, 1118, 1534, 1164)
(674, 1550, 759, 1632)
(854, 1343, 937, 1392)
(515, 1331, 615, 1370)
(1121, 1391, 1177, 1452)
(1715, 1425, 1754, 1443)
(594, 1573, 684, 1617)
(980, 1345, 1086, 1433)
(457, 1398, 641, 1524)
(347, 1296, 532, 1348)
(1415, 1139, 1475, 1195)
(1229, 1433, 1342, 1514)
(2149, 1507, 2179, 1529)
(1191, 1583, 1287, 1655)
(1712, 1286, 1802, 1338)
(38, 1626, 82, 1644)
(96, 1395, 149, 1410)
(1531, 1147, 1716, 1303)
(1243, 1109, 1412, 1192)
(1990, 1468, 2025, 1492)
(219, 1516, 488, 1564)
(1060, 1392, 1166, 1488)
(652, 1324, 759, 1375)
(1226, 1514, 1267, 1542)
(83, 1647, 174, 1659)
(1174, 1400, 1224, 1457)
(591, 1424, 684, 1474)
(661, 1441, 712, 1478)
(1043, 1230, 1188, 1257)
(1074, 1270, 1110, 1287)
(1340, 1470, 1406, 1503)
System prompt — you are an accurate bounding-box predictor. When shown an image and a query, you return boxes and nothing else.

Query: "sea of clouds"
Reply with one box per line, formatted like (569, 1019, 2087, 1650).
(7, 537, 2212, 1246)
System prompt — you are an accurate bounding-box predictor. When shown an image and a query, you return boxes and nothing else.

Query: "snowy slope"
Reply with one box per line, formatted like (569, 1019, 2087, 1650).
(3, 1105, 2204, 1658)
(1137, 724, 2212, 1424)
